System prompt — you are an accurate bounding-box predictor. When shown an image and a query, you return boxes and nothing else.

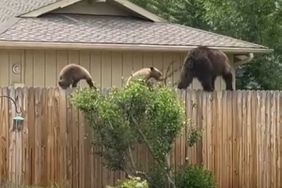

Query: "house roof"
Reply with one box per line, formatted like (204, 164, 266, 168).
(0, 0, 271, 53)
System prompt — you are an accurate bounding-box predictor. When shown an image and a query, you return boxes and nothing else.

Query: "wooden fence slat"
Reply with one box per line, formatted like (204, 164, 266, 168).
(46, 88, 52, 184)
(256, 91, 262, 188)
(247, 91, 252, 188)
(27, 88, 35, 185)
(8, 87, 15, 184)
(232, 91, 239, 188)
(279, 92, 282, 188)
(79, 111, 85, 188)
(55, 88, 63, 186)
(250, 91, 257, 188)
(270, 92, 274, 188)
(261, 91, 266, 188)
(221, 91, 228, 188)
(180, 90, 186, 166)
(216, 91, 222, 187)
(21, 87, 28, 185)
(212, 91, 218, 183)
(71, 93, 79, 188)
(191, 90, 197, 164)
(201, 92, 207, 168)
(227, 91, 233, 188)
(0, 88, 9, 183)
(33, 88, 42, 185)
(40, 88, 47, 185)
(272, 92, 277, 188)
(242, 91, 247, 188)
(196, 90, 203, 165)
(184, 90, 191, 165)
(206, 91, 213, 171)
(17, 87, 23, 185)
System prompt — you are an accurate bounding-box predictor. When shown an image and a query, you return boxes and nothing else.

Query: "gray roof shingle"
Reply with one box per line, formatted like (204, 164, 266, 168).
(0, 14, 267, 50)
(0, 0, 56, 23)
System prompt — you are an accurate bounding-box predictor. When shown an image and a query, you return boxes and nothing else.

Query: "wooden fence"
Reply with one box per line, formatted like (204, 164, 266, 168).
(0, 87, 281, 188)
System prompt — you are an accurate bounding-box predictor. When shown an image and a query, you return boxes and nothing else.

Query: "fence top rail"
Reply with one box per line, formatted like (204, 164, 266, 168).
(0, 87, 281, 95)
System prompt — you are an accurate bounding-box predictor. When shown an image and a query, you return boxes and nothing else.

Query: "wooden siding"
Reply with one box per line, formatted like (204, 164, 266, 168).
(0, 88, 281, 188)
(0, 49, 235, 90)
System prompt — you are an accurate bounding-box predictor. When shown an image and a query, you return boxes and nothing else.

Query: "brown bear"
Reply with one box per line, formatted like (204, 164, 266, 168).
(126, 67, 163, 86)
(177, 46, 233, 91)
(58, 64, 96, 89)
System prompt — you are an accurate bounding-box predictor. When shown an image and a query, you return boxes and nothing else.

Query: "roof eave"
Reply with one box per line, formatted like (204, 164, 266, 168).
(0, 41, 272, 53)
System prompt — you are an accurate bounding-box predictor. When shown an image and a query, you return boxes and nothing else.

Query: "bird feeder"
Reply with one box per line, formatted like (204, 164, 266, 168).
(13, 114, 24, 131)
(0, 95, 24, 131)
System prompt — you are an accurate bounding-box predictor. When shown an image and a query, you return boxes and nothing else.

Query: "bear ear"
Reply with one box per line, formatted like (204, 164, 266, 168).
(150, 67, 155, 71)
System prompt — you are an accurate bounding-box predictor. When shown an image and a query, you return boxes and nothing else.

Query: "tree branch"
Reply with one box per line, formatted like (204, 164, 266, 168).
(128, 146, 137, 172)
(162, 64, 183, 85)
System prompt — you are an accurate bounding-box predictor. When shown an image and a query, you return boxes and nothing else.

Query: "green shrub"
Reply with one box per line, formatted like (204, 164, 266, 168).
(175, 165, 216, 188)
(106, 176, 149, 188)
(70, 80, 184, 186)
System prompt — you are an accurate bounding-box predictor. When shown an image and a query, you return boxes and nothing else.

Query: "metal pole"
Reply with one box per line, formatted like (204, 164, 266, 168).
(0, 96, 21, 114)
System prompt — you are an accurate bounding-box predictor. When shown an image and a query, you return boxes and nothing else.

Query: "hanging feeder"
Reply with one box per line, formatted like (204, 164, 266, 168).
(0, 95, 24, 131)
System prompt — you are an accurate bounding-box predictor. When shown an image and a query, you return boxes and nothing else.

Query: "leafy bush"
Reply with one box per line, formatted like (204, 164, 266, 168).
(70, 80, 184, 186)
(175, 165, 216, 188)
(106, 176, 148, 188)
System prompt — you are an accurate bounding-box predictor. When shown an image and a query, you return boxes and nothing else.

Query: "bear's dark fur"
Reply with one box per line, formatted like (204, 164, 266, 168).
(58, 64, 96, 89)
(177, 46, 233, 91)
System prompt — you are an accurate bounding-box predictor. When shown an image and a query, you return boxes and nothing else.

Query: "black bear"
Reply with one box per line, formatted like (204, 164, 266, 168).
(126, 67, 163, 86)
(58, 64, 96, 89)
(177, 46, 233, 91)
